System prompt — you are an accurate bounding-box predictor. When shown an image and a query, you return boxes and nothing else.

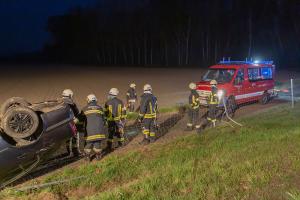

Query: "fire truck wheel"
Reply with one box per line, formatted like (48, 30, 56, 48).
(260, 93, 270, 105)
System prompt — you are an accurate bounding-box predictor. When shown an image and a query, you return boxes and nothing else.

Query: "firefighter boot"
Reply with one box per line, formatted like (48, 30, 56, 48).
(196, 127, 204, 134)
(185, 124, 193, 131)
(84, 153, 92, 162)
(95, 153, 102, 161)
(116, 141, 125, 148)
(139, 138, 150, 145)
(106, 141, 114, 152)
(149, 137, 156, 143)
(195, 125, 202, 134)
(84, 148, 92, 162)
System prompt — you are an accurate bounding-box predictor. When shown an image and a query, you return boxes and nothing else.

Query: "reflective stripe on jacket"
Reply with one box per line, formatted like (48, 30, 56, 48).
(209, 86, 219, 105)
(80, 102, 106, 141)
(139, 92, 157, 119)
(105, 97, 127, 121)
(189, 90, 200, 109)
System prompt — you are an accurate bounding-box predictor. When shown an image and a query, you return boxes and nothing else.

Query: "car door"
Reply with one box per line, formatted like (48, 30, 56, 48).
(233, 68, 245, 103)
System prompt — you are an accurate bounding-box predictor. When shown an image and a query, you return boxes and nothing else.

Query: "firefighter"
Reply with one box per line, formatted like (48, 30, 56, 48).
(185, 82, 201, 131)
(138, 84, 158, 145)
(81, 94, 107, 161)
(105, 88, 127, 150)
(126, 83, 137, 112)
(199, 80, 219, 132)
(61, 89, 80, 117)
(207, 80, 219, 127)
(62, 89, 80, 157)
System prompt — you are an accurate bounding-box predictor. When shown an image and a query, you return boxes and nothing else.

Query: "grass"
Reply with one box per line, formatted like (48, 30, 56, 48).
(126, 105, 182, 120)
(1, 104, 300, 200)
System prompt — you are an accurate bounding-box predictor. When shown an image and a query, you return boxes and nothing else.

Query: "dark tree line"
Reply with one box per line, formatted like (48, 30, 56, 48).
(44, 0, 300, 68)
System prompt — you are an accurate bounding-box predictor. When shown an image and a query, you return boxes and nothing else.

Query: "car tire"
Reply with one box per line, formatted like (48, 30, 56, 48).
(0, 97, 30, 118)
(1, 106, 39, 139)
(260, 93, 270, 105)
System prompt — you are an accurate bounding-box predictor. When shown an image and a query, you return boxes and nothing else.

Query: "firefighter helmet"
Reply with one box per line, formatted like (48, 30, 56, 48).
(109, 88, 119, 96)
(130, 83, 136, 88)
(62, 89, 74, 98)
(143, 84, 152, 91)
(210, 80, 218, 85)
(87, 94, 97, 103)
(189, 82, 196, 90)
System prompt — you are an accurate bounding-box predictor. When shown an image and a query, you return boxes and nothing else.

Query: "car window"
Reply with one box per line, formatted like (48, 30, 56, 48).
(202, 69, 235, 83)
(237, 68, 244, 81)
(234, 68, 244, 84)
(260, 67, 273, 80)
(248, 68, 260, 81)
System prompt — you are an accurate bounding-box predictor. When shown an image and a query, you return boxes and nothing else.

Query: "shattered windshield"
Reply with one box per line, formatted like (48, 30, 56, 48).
(202, 69, 235, 83)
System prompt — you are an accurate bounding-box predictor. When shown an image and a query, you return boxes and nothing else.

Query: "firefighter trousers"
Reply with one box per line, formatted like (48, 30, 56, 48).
(187, 108, 200, 129)
(142, 118, 156, 140)
(108, 121, 125, 147)
(201, 104, 217, 129)
(84, 140, 105, 154)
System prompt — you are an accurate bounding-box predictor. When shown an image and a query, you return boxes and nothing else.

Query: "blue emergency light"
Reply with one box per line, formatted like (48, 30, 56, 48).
(219, 60, 274, 65)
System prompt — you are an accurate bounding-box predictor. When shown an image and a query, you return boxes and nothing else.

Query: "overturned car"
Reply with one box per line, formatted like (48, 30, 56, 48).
(0, 97, 77, 188)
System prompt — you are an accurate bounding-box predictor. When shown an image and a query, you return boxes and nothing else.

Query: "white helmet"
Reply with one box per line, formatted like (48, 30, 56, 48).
(210, 80, 218, 85)
(109, 88, 119, 96)
(62, 89, 74, 98)
(189, 82, 196, 90)
(143, 84, 152, 91)
(130, 83, 136, 88)
(87, 94, 97, 103)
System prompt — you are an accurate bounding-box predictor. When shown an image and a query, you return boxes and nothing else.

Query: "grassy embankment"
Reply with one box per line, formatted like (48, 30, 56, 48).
(1, 103, 300, 200)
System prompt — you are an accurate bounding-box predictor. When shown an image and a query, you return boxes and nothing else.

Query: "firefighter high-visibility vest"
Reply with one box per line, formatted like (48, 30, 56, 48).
(209, 87, 219, 105)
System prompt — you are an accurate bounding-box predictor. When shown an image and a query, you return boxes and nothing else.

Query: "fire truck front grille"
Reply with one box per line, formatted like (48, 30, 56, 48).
(197, 90, 211, 105)
(197, 90, 211, 97)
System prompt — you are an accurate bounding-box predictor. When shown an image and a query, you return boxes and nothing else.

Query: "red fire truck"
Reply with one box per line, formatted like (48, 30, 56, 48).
(196, 60, 277, 114)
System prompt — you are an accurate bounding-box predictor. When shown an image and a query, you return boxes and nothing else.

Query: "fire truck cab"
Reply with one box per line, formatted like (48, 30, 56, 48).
(196, 60, 276, 110)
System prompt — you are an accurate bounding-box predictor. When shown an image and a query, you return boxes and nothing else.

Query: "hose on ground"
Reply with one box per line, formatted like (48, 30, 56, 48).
(14, 176, 86, 192)
(222, 97, 243, 127)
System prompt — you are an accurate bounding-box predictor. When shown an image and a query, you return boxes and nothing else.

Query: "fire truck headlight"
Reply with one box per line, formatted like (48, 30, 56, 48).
(217, 90, 225, 100)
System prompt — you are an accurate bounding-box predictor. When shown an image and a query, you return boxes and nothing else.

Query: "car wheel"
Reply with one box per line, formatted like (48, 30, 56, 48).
(0, 97, 30, 118)
(1, 107, 39, 139)
(260, 93, 270, 105)
(226, 96, 237, 118)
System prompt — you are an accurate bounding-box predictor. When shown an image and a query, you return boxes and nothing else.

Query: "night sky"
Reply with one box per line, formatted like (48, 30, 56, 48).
(0, 0, 98, 56)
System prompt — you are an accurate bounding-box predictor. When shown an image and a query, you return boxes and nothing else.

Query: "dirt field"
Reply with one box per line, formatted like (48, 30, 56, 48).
(0, 65, 298, 108)
(0, 65, 206, 108)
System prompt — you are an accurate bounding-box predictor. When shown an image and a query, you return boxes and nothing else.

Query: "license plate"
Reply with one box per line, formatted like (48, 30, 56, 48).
(200, 99, 207, 105)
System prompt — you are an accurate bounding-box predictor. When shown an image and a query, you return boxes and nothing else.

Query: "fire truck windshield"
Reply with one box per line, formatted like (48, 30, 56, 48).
(202, 69, 235, 83)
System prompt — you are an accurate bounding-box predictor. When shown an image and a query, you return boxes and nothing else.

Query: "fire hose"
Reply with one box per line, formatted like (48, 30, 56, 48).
(222, 97, 243, 127)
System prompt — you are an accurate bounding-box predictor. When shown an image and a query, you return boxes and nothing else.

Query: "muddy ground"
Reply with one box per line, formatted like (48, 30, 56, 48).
(0, 65, 298, 108)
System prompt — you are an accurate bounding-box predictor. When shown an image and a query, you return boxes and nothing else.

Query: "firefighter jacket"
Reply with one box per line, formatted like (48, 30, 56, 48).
(208, 86, 219, 105)
(126, 88, 137, 101)
(139, 92, 158, 119)
(189, 90, 200, 110)
(80, 102, 106, 142)
(105, 97, 127, 121)
(62, 97, 80, 117)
